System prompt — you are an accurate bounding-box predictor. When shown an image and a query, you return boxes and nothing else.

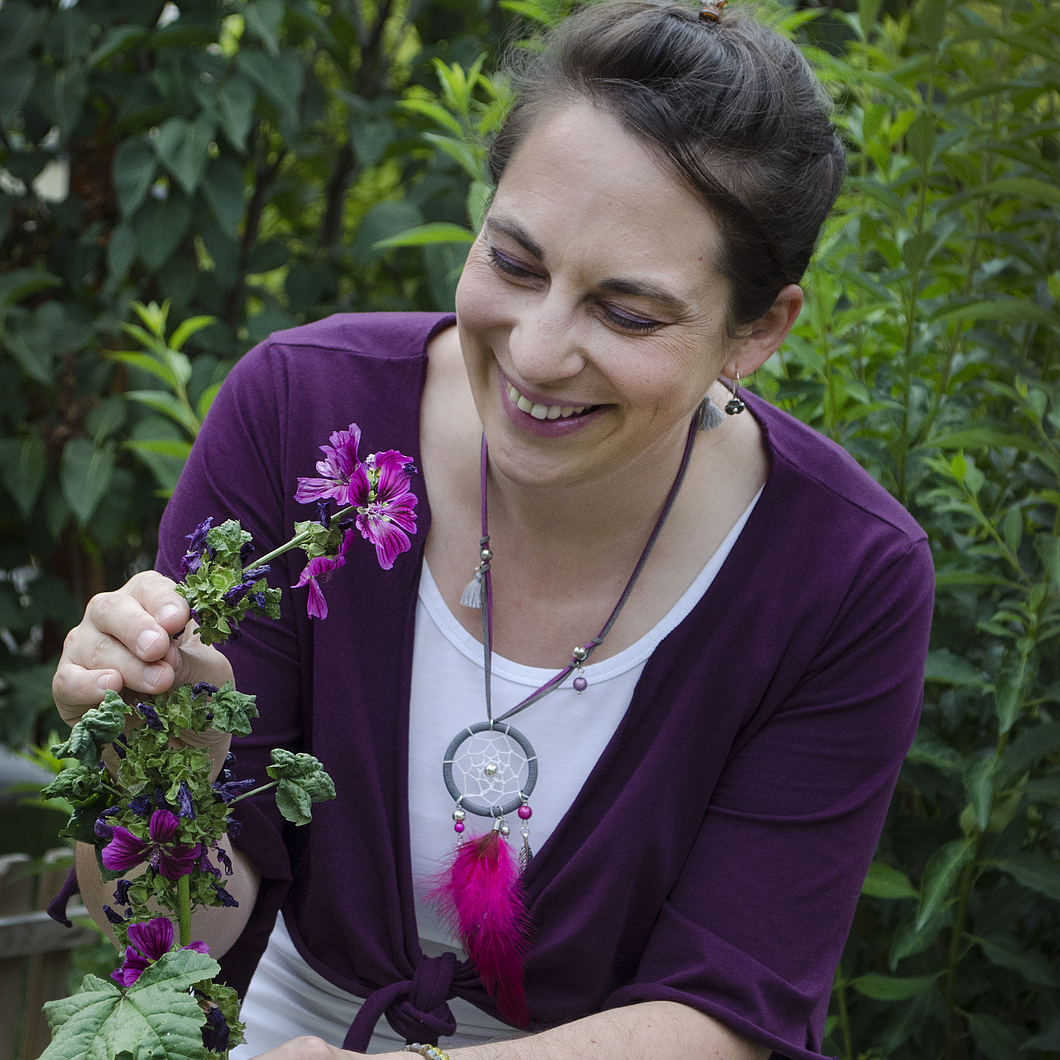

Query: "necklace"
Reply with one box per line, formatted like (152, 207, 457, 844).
(430, 412, 701, 1027)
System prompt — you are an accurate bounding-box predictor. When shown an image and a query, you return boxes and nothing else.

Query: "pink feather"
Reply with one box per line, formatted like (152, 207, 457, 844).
(429, 830, 531, 1026)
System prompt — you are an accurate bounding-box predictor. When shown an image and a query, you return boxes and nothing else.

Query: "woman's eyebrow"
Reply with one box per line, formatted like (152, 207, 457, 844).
(597, 277, 690, 315)
(484, 217, 544, 259)
(486, 216, 692, 315)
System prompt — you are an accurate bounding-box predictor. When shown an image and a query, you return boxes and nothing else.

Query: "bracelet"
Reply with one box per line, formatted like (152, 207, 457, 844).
(404, 1045, 451, 1060)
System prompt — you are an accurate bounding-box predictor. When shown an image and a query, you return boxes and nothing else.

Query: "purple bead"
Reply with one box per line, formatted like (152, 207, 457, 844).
(573, 676, 588, 693)
(454, 821, 465, 833)
(517, 805, 532, 820)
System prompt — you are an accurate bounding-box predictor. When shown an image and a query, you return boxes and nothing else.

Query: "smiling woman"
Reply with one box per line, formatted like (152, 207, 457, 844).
(50, 3, 934, 1060)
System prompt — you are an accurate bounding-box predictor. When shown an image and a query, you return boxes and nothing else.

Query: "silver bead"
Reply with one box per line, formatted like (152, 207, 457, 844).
(452, 808, 465, 821)
(572, 646, 588, 661)
(499, 821, 510, 836)
(484, 762, 498, 776)
(480, 548, 493, 562)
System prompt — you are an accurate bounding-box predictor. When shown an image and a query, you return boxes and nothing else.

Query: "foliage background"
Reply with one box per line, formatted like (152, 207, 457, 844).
(1, 0, 1058, 1057)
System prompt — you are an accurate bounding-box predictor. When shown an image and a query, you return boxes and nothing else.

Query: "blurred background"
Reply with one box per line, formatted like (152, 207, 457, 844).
(0, 0, 1058, 1057)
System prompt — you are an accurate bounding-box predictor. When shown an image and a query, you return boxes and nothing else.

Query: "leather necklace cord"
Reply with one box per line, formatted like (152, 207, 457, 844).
(477, 412, 701, 726)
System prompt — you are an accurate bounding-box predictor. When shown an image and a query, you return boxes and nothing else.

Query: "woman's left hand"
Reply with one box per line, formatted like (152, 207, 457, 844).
(248, 1040, 403, 1060)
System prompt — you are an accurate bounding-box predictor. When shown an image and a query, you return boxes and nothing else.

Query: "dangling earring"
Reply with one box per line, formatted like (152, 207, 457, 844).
(725, 371, 746, 416)
(697, 395, 725, 431)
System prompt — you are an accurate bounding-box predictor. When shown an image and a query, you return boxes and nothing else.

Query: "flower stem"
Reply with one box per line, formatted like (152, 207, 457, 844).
(227, 780, 278, 805)
(178, 873, 191, 947)
(254, 505, 357, 567)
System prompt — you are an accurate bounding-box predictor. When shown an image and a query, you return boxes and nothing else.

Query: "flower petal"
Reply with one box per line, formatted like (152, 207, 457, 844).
(101, 827, 149, 873)
(127, 916, 174, 960)
(148, 809, 180, 844)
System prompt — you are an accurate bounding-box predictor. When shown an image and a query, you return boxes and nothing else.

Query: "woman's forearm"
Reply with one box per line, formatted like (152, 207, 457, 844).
(254, 1001, 770, 1060)
(75, 838, 260, 957)
(442, 1002, 770, 1060)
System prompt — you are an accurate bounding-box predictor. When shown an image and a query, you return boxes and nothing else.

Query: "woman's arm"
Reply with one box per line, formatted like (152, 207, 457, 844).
(249, 1001, 769, 1060)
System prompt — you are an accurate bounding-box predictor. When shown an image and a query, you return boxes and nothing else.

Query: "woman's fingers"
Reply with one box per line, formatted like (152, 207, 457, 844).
(53, 571, 191, 723)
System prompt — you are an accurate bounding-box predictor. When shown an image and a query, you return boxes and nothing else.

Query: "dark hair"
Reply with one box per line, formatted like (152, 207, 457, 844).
(487, 0, 845, 329)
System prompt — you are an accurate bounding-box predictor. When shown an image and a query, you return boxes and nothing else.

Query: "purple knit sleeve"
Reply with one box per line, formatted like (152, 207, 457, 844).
(604, 532, 935, 1060)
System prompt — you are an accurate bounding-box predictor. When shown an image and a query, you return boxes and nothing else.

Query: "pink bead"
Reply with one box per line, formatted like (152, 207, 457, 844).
(517, 805, 532, 820)
(573, 676, 588, 693)
(454, 821, 465, 833)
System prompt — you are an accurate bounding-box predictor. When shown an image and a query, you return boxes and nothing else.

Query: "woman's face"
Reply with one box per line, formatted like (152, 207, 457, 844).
(455, 102, 740, 492)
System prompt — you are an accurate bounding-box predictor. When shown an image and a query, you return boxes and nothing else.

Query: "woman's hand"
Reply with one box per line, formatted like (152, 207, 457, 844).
(247, 1039, 365, 1060)
(52, 570, 235, 780)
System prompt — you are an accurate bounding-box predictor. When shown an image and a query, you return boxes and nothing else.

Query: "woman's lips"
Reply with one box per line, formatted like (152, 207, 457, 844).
(505, 382, 597, 420)
(498, 376, 605, 436)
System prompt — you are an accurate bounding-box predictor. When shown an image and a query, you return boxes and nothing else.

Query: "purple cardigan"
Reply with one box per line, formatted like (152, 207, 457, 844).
(155, 312, 934, 1060)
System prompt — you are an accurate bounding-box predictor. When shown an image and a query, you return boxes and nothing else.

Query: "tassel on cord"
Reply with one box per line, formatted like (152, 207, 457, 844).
(429, 826, 530, 1027)
(460, 571, 484, 609)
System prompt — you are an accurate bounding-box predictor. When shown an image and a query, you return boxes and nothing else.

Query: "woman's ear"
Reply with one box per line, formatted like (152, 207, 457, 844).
(723, 284, 803, 379)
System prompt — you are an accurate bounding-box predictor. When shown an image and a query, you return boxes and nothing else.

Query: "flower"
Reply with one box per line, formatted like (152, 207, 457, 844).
(110, 917, 209, 987)
(295, 424, 363, 506)
(136, 702, 163, 730)
(101, 809, 200, 880)
(201, 1004, 230, 1053)
(180, 517, 214, 576)
(292, 529, 354, 619)
(354, 450, 418, 570)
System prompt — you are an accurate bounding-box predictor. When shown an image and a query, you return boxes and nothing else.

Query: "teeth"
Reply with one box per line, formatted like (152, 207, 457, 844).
(508, 384, 591, 420)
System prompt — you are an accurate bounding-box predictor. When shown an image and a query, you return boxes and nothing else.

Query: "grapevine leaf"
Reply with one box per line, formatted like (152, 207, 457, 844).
(40, 949, 219, 1060)
(267, 749, 336, 826)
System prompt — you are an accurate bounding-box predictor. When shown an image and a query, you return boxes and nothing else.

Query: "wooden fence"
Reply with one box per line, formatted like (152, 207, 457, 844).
(0, 850, 98, 1060)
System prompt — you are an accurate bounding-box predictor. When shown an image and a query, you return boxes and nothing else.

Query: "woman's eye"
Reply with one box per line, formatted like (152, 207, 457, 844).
(488, 247, 539, 280)
(600, 304, 663, 334)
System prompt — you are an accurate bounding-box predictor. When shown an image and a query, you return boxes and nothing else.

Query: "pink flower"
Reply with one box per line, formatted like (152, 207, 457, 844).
(110, 917, 209, 987)
(295, 424, 362, 506)
(354, 449, 418, 570)
(101, 809, 200, 881)
(292, 530, 354, 619)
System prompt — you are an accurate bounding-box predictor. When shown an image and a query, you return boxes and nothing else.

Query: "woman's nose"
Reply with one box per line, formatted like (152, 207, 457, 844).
(507, 295, 586, 384)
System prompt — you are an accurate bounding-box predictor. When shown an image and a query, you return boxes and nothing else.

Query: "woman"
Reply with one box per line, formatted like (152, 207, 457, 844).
(52, 3, 934, 1058)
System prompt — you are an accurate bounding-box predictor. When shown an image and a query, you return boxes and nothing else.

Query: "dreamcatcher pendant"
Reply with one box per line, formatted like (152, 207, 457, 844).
(431, 721, 537, 1026)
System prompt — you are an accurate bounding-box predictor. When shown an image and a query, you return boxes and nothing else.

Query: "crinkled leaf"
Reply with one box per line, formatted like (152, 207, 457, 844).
(207, 683, 259, 737)
(267, 749, 336, 826)
(52, 691, 129, 767)
(40, 949, 219, 1060)
(42, 764, 106, 804)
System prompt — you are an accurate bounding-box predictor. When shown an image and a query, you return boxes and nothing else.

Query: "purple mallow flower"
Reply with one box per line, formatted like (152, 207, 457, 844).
(176, 780, 196, 819)
(213, 883, 239, 908)
(202, 1005, 231, 1053)
(110, 917, 209, 987)
(128, 793, 153, 816)
(192, 682, 219, 699)
(295, 424, 363, 506)
(212, 777, 256, 804)
(113, 879, 133, 905)
(354, 450, 418, 570)
(180, 517, 214, 576)
(136, 702, 163, 730)
(292, 530, 353, 620)
(101, 809, 199, 880)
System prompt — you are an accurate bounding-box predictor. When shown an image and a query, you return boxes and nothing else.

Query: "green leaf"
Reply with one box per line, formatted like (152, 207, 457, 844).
(169, 314, 217, 354)
(60, 438, 116, 528)
(997, 721, 1060, 786)
(966, 1012, 1023, 1060)
(40, 948, 219, 1060)
(995, 651, 1036, 735)
(201, 156, 246, 239)
(88, 25, 148, 68)
(931, 298, 1060, 329)
(50, 691, 129, 768)
(216, 73, 256, 152)
(244, 0, 284, 54)
(154, 115, 215, 196)
(964, 755, 997, 832)
(108, 351, 180, 389)
(113, 137, 157, 217)
(132, 192, 192, 272)
(850, 973, 937, 1000)
(207, 682, 259, 737)
(993, 852, 1060, 902)
(237, 50, 303, 119)
(0, 433, 46, 518)
(267, 749, 336, 826)
(373, 222, 476, 250)
(861, 861, 918, 900)
(125, 391, 200, 437)
(916, 838, 974, 930)
(923, 648, 982, 686)
(977, 934, 1059, 987)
